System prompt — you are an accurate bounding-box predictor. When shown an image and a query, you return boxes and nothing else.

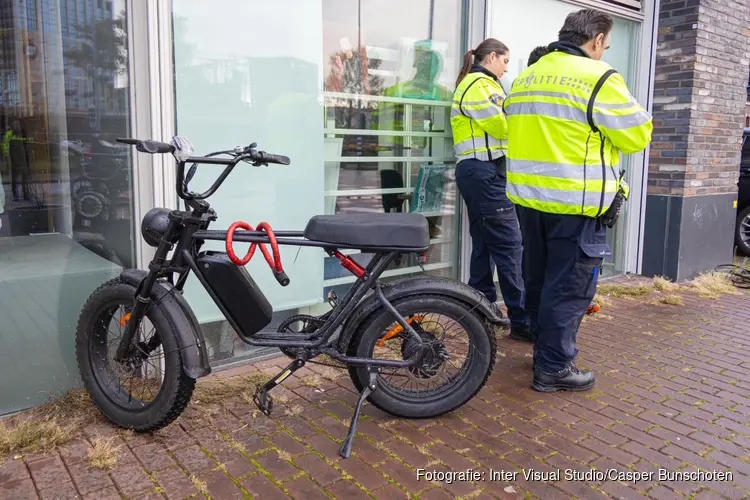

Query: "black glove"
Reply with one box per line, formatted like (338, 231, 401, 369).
(600, 189, 625, 228)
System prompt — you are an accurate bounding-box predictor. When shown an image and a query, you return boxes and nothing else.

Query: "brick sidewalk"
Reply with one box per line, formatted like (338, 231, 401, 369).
(1, 279, 750, 499)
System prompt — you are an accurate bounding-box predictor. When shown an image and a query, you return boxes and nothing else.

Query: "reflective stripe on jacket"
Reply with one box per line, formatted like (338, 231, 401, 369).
(504, 44, 652, 218)
(451, 66, 508, 162)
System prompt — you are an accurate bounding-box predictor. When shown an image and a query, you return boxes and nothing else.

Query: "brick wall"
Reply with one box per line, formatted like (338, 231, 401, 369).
(648, 0, 750, 197)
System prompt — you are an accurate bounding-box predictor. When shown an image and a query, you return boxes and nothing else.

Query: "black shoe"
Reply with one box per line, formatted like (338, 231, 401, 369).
(510, 325, 533, 342)
(531, 364, 595, 393)
(490, 302, 511, 328)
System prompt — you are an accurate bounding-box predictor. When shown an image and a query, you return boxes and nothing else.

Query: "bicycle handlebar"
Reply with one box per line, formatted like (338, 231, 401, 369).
(116, 137, 291, 202)
(117, 138, 175, 154)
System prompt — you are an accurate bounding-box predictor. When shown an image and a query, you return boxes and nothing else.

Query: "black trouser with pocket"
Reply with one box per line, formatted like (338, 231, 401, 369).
(516, 206, 611, 373)
(455, 156, 530, 329)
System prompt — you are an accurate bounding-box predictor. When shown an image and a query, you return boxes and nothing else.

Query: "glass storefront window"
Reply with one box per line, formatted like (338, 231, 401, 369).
(0, 0, 136, 413)
(321, 0, 464, 300)
(172, 0, 465, 366)
(488, 0, 640, 278)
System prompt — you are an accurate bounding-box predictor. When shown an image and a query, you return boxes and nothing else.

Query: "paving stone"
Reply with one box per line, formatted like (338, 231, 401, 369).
(110, 462, 155, 497)
(68, 461, 114, 496)
(377, 459, 428, 494)
(170, 444, 215, 474)
(241, 473, 291, 499)
(289, 453, 338, 487)
(27, 454, 69, 490)
(59, 439, 92, 466)
(265, 431, 308, 457)
(132, 442, 177, 472)
(39, 480, 80, 500)
(83, 485, 121, 499)
(337, 455, 387, 491)
(0, 459, 28, 485)
(212, 446, 256, 478)
(203, 468, 245, 499)
(325, 479, 370, 500)
(283, 475, 330, 500)
(254, 450, 300, 481)
(0, 478, 37, 500)
(373, 482, 410, 499)
(152, 465, 198, 498)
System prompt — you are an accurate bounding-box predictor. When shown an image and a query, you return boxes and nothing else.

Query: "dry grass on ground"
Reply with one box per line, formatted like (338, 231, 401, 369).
(687, 272, 741, 299)
(0, 372, 275, 460)
(653, 276, 680, 293)
(189, 474, 209, 496)
(88, 437, 120, 470)
(652, 294, 684, 306)
(597, 282, 654, 298)
(0, 417, 77, 457)
(0, 389, 99, 457)
(192, 373, 269, 405)
(596, 273, 742, 305)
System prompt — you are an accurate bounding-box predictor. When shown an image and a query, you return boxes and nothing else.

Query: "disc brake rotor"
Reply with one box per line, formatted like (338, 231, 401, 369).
(399, 322, 450, 381)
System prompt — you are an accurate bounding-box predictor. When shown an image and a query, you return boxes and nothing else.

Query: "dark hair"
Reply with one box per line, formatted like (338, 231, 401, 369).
(558, 9, 613, 47)
(527, 46, 550, 66)
(455, 38, 509, 87)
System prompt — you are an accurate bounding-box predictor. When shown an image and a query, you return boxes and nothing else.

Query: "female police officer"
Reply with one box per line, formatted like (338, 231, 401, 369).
(451, 38, 531, 340)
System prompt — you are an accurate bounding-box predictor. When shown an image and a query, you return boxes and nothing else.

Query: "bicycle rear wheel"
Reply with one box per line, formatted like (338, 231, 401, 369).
(346, 294, 496, 418)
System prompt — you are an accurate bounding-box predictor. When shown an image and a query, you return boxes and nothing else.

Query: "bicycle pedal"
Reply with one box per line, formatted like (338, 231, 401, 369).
(252, 384, 273, 416)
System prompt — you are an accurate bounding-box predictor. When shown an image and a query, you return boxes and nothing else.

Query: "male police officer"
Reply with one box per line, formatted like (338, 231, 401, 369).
(503, 9, 652, 392)
(527, 46, 549, 67)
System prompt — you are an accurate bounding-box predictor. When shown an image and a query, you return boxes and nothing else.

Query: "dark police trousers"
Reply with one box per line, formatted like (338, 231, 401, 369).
(516, 206, 611, 373)
(455, 157, 529, 329)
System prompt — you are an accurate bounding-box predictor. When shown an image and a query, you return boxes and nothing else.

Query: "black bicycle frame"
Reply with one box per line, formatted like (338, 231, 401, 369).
(114, 178, 427, 369)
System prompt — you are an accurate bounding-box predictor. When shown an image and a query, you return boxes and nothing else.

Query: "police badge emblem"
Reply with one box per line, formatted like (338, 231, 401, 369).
(489, 94, 504, 106)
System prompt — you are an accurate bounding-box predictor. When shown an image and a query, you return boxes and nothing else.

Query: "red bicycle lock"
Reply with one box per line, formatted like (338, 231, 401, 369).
(225, 221, 289, 286)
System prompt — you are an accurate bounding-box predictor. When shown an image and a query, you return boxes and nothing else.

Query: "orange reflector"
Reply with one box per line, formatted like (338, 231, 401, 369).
(120, 312, 132, 327)
(376, 314, 426, 347)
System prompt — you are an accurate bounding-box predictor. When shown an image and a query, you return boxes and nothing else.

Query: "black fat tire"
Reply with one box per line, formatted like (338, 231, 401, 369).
(75, 278, 196, 432)
(736, 206, 750, 257)
(346, 294, 496, 419)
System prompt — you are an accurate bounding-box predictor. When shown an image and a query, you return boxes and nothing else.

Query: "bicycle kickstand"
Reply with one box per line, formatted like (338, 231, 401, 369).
(253, 358, 305, 416)
(339, 366, 378, 459)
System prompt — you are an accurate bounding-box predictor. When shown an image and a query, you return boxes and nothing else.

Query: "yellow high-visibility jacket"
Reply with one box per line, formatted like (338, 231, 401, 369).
(503, 44, 653, 218)
(451, 66, 509, 162)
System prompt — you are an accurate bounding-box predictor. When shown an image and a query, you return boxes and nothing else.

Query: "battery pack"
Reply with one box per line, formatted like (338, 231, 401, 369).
(195, 251, 273, 340)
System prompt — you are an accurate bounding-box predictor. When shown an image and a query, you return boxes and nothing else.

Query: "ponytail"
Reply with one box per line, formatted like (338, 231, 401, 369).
(455, 39, 510, 87)
(455, 49, 474, 88)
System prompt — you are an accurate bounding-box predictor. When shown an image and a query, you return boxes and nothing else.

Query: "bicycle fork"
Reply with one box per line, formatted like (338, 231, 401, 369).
(115, 220, 179, 362)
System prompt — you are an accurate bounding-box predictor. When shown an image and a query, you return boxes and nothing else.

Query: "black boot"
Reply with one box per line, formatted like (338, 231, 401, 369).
(531, 364, 595, 393)
(490, 302, 511, 328)
(510, 325, 533, 342)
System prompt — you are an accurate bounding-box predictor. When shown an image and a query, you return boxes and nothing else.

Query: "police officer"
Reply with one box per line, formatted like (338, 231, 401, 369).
(451, 38, 531, 340)
(503, 9, 653, 391)
(527, 46, 550, 67)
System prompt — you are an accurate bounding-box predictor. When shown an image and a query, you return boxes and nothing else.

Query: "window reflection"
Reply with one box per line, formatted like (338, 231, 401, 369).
(0, 0, 134, 269)
(0, 0, 134, 415)
(322, 0, 462, 296)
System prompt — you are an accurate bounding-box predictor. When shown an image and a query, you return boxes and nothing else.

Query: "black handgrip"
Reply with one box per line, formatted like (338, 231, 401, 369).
(137, 140, 175, 154)
(274, 270, 290, 287)
(258, 152, 290, 165)
(116, 138, 139, 145)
